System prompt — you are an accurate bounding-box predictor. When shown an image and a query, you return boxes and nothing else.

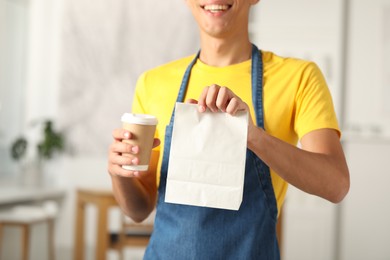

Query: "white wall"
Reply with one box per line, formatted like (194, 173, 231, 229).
(24, 0, 63, 123)
(339, 1, 390, 259)
(340, 140, 390, 260)
(0, 0, 29, 177)
(2, 0, 390, 259)
(251, 1, 390, 260)
(2, 0, 199, 256)
(344, 0, 390, 138)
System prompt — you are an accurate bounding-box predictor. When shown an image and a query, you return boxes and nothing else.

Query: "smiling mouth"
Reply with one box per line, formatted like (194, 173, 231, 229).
(202, 4, 232, 13)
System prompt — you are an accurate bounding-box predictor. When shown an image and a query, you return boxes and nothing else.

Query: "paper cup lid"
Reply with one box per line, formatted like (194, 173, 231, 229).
(121, 113, 158, 125)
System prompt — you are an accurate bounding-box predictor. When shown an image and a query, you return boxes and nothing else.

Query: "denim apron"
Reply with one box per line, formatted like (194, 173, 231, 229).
(144, 44, 280, 260)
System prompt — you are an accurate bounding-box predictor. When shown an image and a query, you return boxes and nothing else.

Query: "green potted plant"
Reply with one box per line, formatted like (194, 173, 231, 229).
(10, 119, 65, 186)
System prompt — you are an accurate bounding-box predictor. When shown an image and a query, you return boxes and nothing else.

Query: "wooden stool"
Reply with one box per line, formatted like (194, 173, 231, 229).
(74, 188, 154, 260)
(74, 189, 119, 260)
(0, 205, 56, 260)
(110, 214, 153, 260)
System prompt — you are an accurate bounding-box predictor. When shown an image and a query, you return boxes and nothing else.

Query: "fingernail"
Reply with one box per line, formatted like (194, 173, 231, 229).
(133, 171, 139, 177)
(131, 146, 138, 153)
(124, 132, 130, 139)
(198, 105, 206, 112)
(131, 158, 138, 164)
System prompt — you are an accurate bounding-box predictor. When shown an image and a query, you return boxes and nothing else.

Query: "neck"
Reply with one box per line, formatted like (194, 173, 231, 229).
(199, 35, 252, 67)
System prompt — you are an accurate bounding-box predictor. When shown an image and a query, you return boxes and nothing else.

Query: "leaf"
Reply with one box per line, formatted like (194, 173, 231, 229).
(11, 137, 28, 161)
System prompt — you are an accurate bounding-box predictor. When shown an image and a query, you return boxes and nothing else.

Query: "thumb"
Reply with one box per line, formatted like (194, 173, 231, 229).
(152, 138, 161, 148)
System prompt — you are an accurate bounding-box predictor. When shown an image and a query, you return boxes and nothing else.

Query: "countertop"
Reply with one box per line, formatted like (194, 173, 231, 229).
(0, 184, 66, 206)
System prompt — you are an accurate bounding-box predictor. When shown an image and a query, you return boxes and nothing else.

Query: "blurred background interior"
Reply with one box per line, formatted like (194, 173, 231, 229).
(1, 0, 390, 259)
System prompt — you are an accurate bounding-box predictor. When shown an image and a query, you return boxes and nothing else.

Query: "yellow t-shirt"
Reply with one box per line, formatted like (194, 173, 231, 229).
(132, 50, 340, 214)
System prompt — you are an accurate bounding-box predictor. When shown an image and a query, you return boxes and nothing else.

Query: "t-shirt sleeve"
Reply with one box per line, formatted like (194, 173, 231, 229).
(294, 62, 341, 139)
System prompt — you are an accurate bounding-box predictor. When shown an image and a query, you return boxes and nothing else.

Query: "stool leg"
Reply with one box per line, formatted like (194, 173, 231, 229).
(0, 223, 3, 260)
(118, 214, 126, 260)
(96, 202, 109, 260)
(48, 219, 55, 260)
(21, 224, 30, 260)
(74, 195, 85, 260)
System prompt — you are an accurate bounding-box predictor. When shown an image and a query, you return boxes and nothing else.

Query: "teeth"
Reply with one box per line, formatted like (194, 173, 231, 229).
(204, 4, 230, 12)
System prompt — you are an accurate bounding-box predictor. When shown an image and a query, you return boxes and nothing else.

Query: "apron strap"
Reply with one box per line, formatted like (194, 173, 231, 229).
(251, 44, 264, 129)
(170, 44, 263, 129)
(168, 51, 200, 126)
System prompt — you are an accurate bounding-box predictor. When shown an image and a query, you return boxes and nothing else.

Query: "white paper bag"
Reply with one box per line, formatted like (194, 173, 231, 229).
(165, 103, 248, 210)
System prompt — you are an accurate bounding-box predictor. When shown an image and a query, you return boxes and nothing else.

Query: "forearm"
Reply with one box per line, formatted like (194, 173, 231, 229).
(111, 175, 157, 222)
(247, 126, 349, 203)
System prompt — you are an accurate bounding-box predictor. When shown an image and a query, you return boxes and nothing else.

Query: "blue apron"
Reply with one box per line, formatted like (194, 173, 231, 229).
(144, 44, 280, 260)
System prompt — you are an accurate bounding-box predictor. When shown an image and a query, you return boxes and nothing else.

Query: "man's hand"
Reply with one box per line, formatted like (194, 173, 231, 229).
(197, 84, 249, 115)
(192, 84, 258, 145)
(108, 128, 160, 178)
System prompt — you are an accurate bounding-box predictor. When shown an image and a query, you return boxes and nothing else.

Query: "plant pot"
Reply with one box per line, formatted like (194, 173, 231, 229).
(20, 158, 43, 188)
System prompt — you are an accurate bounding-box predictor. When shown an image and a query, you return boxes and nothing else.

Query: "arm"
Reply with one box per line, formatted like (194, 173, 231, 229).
(197, 84, 350, 203)
(108, 128, 160, 222)
(248, 126, 349, 203)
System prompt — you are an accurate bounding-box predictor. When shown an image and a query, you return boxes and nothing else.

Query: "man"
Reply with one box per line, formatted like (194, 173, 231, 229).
(108, 0, 350, 259)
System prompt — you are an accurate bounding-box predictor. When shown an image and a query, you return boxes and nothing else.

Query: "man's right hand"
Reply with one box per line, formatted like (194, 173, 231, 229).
(107, 128, 160, 178)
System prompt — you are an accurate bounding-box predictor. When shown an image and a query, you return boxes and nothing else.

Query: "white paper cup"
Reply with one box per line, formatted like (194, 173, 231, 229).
(121, 113, 158, 171)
